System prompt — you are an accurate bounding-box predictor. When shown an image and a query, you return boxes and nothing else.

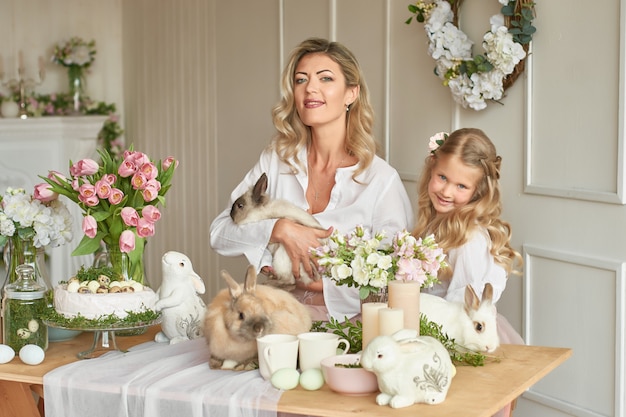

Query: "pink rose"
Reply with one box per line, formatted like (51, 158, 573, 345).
(428, 132, 448, 153)
(82, 215, 98, 238)
(119, 230, 135, 253)
(140, 162, 158, 181)
(108, 188, 124, 205)
(121, 207, 139, 227)
(131, 172, 147, 190)
(33, 183, 58, 203)
(162, 156, 178, 171)
(141, 205, 161, 223)
(118, 160, 137, 178)
(95, 180, 112, 199)
(47, 170, 66, 184)
(70, 159, 99, 177)
(136, 218, 155, 238)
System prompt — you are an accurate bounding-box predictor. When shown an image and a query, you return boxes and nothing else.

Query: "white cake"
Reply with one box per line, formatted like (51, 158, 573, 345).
(54, 284, 158, 320)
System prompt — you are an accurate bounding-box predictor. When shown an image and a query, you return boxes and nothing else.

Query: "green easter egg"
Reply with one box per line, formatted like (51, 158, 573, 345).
(299, 368, 324, 391)
(270, 368, 300, 390)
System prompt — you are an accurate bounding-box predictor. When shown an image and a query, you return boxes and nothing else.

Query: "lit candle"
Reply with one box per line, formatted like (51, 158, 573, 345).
(388, 280, 421, 333)
(361, 302, 387, 349)
(378, 307, 404, 336)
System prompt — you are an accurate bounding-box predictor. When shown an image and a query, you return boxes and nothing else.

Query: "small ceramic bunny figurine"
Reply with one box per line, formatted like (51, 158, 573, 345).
(154, 251, 207, 344)
(361, 329, 456, 408)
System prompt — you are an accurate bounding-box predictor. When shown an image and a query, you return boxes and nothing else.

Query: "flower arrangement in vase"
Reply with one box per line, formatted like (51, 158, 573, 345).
(37, 147, 178, 284)
(311, 225, 447, 300)
(51, 36, 97, 112)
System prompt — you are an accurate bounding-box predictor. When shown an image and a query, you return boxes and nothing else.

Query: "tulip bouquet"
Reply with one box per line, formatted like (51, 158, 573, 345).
(310, 226, 447, 299)
(37, 147, 177, 283)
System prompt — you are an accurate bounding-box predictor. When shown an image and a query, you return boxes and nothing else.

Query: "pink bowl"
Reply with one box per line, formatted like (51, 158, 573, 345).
(320, 354, 379, 396)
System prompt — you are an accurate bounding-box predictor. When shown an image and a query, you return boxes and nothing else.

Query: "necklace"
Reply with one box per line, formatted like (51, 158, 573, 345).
(308, 156, 345, 209)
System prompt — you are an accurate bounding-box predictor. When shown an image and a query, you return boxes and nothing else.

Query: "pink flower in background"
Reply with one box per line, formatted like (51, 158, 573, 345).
(33, 183, 57, 203)
(119, 230, 135, 253)
(140, 162, 158, 181)
(118, 160, 136, 178)
(136, 218, 155, 238)
(95, 180, 112, 199)
(82, 215, 97, 238)
(142, 205, 161, 223)
(70, 159, 99, 176)
(162, 156, 178, 171)
(395, 258, 427, 284)
(131, 172, 147, 190)
(101, 173, 117, 184)
(108, 188, 124, 205)
(121, 207, 139, 227)
(47, 170, 66, 184)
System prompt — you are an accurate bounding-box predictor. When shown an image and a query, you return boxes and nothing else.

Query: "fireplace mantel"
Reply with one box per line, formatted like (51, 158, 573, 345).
(0, 116, 108, 285)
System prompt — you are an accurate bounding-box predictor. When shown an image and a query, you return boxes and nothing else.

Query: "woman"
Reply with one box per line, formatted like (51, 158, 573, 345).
(210, 38, 413, 321)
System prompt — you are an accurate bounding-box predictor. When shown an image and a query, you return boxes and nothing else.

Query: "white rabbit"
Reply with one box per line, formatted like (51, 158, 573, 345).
(204, 265, 312, 370)
(154, 251, 207, 345)
(420, 283, 499, 353)
(361, 329, 456, 408)
(229, 172, 326, 287)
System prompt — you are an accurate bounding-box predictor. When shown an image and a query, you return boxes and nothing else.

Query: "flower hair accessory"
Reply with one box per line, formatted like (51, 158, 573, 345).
(429, 132, 448, 154)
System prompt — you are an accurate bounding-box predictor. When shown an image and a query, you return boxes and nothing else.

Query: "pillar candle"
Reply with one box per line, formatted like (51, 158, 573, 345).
(378, 307, 404, 336)
(361, 302, 387, 349)
(388, 280, 421, 333)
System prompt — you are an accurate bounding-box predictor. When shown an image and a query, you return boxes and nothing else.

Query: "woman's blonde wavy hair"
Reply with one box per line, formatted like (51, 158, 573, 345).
(270, 37, 377, 179)
(412, 128, 522, 275)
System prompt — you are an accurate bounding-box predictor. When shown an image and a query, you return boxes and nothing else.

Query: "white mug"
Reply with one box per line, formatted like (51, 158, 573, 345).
(256, 334, 299, 380)
(297, 332, 350, 372)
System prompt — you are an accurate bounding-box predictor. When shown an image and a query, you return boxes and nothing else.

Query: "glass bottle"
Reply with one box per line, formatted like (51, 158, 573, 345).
(2, 264, 48, 352)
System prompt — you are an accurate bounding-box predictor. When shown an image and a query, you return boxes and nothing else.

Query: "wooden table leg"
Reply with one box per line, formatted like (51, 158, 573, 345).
(0, 380, 42, 417)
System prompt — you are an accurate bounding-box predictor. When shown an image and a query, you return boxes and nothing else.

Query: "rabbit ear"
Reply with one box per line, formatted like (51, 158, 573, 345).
(252, 173, 268, 204)
(221, 269, 243, 298)
(244, 265, 258, 294)
(463, 284, 481, 314)
(481, 283, 494, 304)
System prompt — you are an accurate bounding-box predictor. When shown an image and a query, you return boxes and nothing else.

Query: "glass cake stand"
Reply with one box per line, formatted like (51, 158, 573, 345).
(44, 317, 162, 359)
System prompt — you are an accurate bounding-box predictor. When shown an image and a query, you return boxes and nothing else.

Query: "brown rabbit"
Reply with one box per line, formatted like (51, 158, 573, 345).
(204, 265, 312, 370)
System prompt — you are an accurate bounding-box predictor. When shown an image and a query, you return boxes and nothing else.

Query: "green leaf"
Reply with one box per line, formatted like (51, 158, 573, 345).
(71, 232, 106, 256)
(359, 286, 371, 300)
(408, 4, 417, 13)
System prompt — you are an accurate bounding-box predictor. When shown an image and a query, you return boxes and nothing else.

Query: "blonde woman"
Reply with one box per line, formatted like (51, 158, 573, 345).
(210, 38, 413, 321)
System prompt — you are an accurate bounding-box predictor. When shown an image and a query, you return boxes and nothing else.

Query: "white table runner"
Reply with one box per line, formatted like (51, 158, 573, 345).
(43, 338, 281, 417)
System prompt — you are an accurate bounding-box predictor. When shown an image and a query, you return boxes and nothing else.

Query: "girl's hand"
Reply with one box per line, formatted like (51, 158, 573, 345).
(270, 218, 332, 280)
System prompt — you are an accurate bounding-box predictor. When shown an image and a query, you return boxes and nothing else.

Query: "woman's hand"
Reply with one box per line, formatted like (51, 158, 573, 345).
(271, 218, 332, 280)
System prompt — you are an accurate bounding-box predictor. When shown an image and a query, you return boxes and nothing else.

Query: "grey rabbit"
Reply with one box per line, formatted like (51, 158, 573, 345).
(230, 172, 326, 287)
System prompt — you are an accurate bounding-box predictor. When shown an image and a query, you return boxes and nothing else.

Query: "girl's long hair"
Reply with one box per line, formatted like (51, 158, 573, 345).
(270, 37, 377, 179)
(412, 128, 522, 274)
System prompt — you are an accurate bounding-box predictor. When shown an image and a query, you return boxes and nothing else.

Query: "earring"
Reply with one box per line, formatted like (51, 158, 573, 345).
(346, 104, 350, 112)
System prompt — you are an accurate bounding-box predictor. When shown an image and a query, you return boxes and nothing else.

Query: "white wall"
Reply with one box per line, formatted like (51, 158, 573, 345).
(1, 1, 625, 416)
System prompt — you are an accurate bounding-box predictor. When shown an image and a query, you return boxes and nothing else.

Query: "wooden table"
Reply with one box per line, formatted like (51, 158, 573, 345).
(0, 326, 571, 417)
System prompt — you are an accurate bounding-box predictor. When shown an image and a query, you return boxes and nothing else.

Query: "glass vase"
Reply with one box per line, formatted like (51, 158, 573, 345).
(67, 65, 85, 114)
(93, 239, 145, 285)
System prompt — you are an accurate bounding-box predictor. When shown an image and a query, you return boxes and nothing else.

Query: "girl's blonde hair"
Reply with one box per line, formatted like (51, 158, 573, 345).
(412, 128, 522, 274)
(270, 37, 377, 179)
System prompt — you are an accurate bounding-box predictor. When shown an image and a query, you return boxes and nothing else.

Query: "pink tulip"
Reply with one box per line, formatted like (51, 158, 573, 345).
(131, 172, 147, 190)
(33, 183, 58, 202)
(136, 218, 155, 238)
(82, 215, 98, 238)
(47, 170, 67, 184)
(119, 230, 135, 253)
(130, 151, 150, 167)
(71, 179, 81, 191)
(139, 162, 158, 181)
(162, 156, 178, 171)
(142, 205, 161, 223)
(142, 184, 160, 202)
(79, 194, 100, 207)
(102, 173, 117, 185)
(70, 159, 99, 177)
(121, 207, 139, 227)
(95, 180, 112, 199)
(108, 188, 124, 205)
(118, 160, 137, 178)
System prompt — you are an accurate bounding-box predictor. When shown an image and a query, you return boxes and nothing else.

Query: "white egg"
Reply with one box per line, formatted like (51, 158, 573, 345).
(67, 281, 81, 293)
(87, 280, 100, 293)
(130, 282, 144, 292)
(0, 344, 16, 364)
(270, 368, 300, 390)
(19, 344, 45, 366)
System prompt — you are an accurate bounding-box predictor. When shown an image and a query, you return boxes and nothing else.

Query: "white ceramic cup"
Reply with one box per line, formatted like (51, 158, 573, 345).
(256, 334, 299, 380)
(297, 332, 350, 372)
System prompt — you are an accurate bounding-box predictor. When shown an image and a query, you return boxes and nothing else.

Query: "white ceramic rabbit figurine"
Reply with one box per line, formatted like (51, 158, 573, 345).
(419, 283, 499, 353)
(361, 329, 456, 408)
(229, 172, 326, 287)
(154, 251, 207, 344)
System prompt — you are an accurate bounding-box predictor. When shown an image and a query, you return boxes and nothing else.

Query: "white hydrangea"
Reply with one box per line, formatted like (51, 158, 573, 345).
(483, 26, 526, 74)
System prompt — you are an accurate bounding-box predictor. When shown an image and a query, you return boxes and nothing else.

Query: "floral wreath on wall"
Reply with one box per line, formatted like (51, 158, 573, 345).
(406, 0, 536, 111)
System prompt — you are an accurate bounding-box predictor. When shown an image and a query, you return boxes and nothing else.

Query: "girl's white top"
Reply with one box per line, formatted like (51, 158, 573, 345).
(423, 227, 507, 303)
(210, 147, 414, 320)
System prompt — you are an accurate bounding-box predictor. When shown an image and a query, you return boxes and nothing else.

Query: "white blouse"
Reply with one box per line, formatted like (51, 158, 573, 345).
(210, 146, 414, 320)
(423, 228, 507, 304)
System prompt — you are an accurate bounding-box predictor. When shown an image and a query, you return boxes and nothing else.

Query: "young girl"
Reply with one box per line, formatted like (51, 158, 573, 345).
(413, 128, 522, 416)
(413, 128, 522, 417)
